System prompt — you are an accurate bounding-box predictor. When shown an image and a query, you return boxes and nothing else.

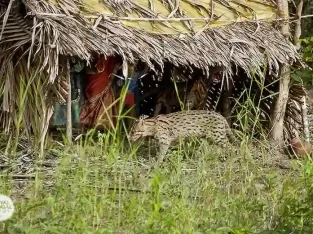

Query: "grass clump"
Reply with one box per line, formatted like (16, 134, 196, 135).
(0, 133, 313, 234)
(1, 72, 313, 233)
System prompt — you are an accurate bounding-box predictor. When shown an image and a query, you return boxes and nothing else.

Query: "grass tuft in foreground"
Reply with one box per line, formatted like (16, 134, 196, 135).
(1, 73, 313, 233)
(1, 133, 313, 234)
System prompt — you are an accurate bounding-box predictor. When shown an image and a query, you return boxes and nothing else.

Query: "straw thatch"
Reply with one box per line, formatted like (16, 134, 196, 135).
(0, 0, 301, 83)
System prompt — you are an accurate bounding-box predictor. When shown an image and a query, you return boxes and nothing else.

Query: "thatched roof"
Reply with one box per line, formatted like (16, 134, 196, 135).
(0, 0, 301, 82)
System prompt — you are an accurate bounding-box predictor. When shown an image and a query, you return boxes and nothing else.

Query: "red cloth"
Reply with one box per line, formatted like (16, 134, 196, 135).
(80, 55, 119, 130)
(84, 55, 119, 99)
(124, 93, 135, 107)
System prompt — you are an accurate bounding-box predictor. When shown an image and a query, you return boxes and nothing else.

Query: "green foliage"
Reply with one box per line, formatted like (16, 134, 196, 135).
(301, 37, 313, 64)
(1, 75, 313, 233)
(291, 37, 313, 86)
(291, 0, 313, 86)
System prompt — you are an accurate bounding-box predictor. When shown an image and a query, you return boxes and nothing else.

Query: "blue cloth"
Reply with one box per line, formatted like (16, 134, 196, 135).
(128, 70, 146, 116)
(128, 78, 138, 93)
(51, 61, 85, 127)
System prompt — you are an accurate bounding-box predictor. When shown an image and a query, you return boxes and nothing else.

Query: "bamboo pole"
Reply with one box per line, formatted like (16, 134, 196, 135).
(293, 1, 303, 50)
(293, 1, 310, 143)
(302, 95, 310, 143)
(32, 12, 313, 22)
(66, 58, 72, 143)
(269, 0, 291, 145)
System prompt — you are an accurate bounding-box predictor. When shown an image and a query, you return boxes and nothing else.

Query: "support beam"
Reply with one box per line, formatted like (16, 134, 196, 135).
(270, 0, 291, 145)
(302, 95, 310, 142)
(293, 1, 303, 51)
(66, 58, 72, 143)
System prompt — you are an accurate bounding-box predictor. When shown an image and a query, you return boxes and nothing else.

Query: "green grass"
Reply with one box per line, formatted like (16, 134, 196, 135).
(1, 135, 313, 234)
(1, 70, 313, 233)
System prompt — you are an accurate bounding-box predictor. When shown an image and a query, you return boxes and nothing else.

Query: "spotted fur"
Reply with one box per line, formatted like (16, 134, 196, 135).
(129, 110, 240, 162)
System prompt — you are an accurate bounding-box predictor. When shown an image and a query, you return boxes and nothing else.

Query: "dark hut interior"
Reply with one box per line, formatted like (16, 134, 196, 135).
(47, 53, 302, 144)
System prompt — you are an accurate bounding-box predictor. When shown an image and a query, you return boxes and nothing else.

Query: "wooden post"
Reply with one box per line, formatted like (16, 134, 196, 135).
(294, 1, 308, 143)
(302, 95, 310, 142)
(270, 0, 291, 145)
(293, 1, 303, 51)
(66, 58, 72, 143)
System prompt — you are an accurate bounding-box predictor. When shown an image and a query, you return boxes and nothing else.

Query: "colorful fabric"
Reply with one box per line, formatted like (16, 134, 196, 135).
(79, 55, 120, 131)
(51, 64, 85, 127)
(124, 93, 135, 107)
(73, 60, 85, 73)
(128, 67, 147, 116)
(128, 78, 138, 93)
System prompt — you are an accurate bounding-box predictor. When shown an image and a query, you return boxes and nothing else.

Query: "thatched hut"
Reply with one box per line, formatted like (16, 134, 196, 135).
(0, 0, 307, 148)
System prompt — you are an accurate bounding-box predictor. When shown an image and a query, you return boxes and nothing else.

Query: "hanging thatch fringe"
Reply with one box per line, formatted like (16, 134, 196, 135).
(0, 0, 302, 84)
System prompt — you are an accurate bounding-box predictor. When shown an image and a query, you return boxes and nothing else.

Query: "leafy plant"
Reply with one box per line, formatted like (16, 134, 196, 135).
(291, 37, 313, 86)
